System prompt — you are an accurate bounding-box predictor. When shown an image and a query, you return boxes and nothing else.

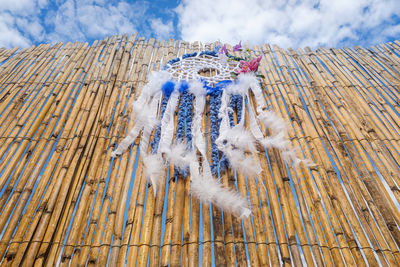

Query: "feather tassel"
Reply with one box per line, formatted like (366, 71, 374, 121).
(190, 160, 251, 217)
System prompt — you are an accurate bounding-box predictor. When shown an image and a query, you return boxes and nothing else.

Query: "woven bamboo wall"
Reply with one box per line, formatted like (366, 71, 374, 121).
(0, 34, 399, 266)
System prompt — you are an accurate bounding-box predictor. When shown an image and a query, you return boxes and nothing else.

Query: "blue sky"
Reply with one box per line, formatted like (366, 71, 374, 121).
(0, 0, 399, 49)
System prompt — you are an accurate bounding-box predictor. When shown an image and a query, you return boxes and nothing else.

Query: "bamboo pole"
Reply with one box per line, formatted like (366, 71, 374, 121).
(0, 43, 76, 214)
(113, 39, 157, 267)
(0, 42, 89, 262)
(40, 39, 110, 266)
(0, 45, 47, 109)
(299, 48, 400, 264)
(260, 44, 349, 266)
(296, 48, 400, 240)
(290, 45, 400, 264)
(49, 38, 111, 262)
(159, 39, 185, 267)
(0, 47, 32, 86)
(17, 42, 101, 266)
(273, 45, 380, 266)
(0, 47, 18, 63)
(93, 35, 139, 266)
(0, 43, 64, 139)
(180, 41, 197, 267)
(110, 36, 157, 267)
(62, 36, 125, 266)
(108, 35, 147, 266)
(280, 46, 394, 265)
(169, 41, 190, 267)
(135, 39, 168, 267)
(112, 37, 150, 267)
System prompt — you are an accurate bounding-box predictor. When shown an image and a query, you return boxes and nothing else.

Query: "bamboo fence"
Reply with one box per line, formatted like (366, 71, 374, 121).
(0, 35, 399, 266)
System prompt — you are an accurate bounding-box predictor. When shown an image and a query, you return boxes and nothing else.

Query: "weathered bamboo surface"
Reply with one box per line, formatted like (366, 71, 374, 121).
(0, 35, 400, 266)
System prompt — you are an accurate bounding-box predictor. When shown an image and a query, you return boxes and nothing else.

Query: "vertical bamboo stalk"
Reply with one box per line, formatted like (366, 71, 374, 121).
(187, 41, 201, 267)
(0, 43, 76, 216)
(260, 44, 348, 266)
(18, 42, 101, 267)
(113, 37, 152, 267)
(169, 40, 190, 267)
(39, 40, 108, 266)
(0, 42, 89, 263)
(123, 38, 162, 267)
(159, 39, 184, 267)
(273, 45, 380, 266)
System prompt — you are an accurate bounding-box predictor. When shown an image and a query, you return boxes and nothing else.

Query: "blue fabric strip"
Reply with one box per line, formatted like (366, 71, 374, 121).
(152, 79, 237, 176)
(174, 89, 193, 178)
(209, 90, 223, 175)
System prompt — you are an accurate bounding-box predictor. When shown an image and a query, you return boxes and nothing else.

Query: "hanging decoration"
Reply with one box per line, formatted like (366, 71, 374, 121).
(111, 42, 311, 217)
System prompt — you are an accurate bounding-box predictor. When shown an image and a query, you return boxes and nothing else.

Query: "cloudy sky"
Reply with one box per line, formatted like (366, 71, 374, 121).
(0, 0, 399, 49)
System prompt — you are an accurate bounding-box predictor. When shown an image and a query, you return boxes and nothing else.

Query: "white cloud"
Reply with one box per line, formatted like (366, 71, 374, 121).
(0, 0, 45, 48)
(0, 0, 149, 48)
(175, 0, 400, 48)
(37, 0, 49, 9)
(150, 18, 174, 40)
(0, 13, 31, 48)
(44, 0, 142, 43)
(0, 0, 398, 49)
(0, 0, 37, 14)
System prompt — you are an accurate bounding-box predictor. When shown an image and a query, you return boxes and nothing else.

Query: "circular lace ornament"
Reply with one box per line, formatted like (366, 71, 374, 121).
(163, 52, 239, 87)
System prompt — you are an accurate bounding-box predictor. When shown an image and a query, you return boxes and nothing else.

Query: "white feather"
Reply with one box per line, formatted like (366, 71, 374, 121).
(226, 148, 262, 175)
(143, 153, 165, 194)
(139, 95, 162, 153)
(112, 95, 162, 157)
(260, 132, 289, 150)
(236, 72, 258, 89)
(111, 123, 142, 157)
(142, 71, 171, 97)
(216, 80, 261, 175)
(233, 126, 257, 152)
(188, 79, 207, 97)
(225, 73, 255, 96)
(216, 131, 261, 175)
(258, 111, 287, 133)
(133, 71, 169, 113)
(190, 162, 250, 217)
(163, 142, 195, 170)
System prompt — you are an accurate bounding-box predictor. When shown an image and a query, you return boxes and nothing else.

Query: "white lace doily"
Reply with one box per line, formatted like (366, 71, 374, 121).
(164, 54, 240, 86)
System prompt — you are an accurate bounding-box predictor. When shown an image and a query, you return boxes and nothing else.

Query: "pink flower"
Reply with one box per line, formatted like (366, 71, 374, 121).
(233, 41, 242, 52)
(219, 45, 228, 55)
(235, 56, 262, 74)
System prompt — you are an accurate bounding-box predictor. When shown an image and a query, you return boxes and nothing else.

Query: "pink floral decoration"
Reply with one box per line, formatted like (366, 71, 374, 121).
(235, 56, 262, 74)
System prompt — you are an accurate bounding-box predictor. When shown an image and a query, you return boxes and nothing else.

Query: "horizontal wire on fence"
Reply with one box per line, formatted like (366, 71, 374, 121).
(2, 239, 399, 254)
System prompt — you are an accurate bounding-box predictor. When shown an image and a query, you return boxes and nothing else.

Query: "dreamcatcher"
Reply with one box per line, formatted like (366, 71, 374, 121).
(112, 43, 310, 217)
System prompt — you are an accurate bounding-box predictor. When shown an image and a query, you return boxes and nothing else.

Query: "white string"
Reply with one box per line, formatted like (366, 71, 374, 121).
(158, 90, 180, 153)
